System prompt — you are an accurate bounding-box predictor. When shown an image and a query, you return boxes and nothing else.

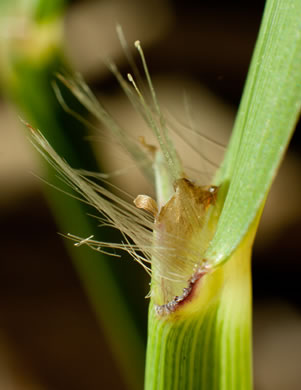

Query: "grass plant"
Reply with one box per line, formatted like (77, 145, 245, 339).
(1, 0, 301, 388)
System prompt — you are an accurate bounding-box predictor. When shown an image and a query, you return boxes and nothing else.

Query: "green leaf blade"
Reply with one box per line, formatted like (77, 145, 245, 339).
(207, 0, 301, 265)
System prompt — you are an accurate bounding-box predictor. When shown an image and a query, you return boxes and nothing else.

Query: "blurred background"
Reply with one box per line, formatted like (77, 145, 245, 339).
(0, 0, 301, 389)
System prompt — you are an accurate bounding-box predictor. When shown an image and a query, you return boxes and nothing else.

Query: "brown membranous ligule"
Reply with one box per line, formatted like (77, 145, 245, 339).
(173, 178, 218, 208)
(152, 178, 219, 308)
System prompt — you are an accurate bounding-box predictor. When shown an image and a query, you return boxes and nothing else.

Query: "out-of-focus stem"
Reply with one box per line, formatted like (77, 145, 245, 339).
(0, 2, 145, 389)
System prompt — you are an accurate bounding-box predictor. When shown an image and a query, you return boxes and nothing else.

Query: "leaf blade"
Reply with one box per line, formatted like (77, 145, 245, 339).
(207, 0, 301, 265)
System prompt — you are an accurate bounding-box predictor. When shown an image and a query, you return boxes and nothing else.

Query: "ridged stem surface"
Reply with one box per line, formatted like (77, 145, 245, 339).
(146, 228, 254, 390)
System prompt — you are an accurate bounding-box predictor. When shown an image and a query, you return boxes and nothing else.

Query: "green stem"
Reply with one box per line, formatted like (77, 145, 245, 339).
(145, 219, 256, 390)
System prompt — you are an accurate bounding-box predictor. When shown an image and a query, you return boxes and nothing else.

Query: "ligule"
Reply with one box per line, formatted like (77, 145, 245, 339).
(151, 178, 219, 306)
(27, 37, 222, 311)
